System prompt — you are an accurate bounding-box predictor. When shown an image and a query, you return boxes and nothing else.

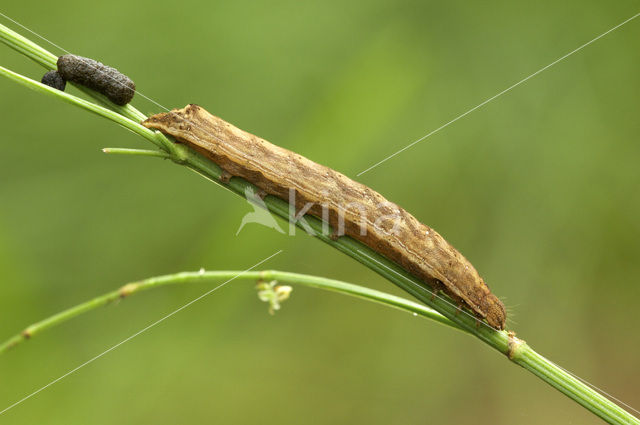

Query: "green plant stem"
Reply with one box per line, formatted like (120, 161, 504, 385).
(1, 22, 638, 425)
(102, 147, 173, 159)
(0, 270, 456, 354)
(0, 270, 636, 425)
(0, 21, 175, 154)
(0, 65, 161, 144)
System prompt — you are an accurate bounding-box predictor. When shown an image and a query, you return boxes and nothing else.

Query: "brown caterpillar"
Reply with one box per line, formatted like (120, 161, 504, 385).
(142, 105, 506, 329)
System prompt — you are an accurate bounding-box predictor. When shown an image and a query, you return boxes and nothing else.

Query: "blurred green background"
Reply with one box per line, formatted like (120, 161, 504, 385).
(1, 1, 639, 423)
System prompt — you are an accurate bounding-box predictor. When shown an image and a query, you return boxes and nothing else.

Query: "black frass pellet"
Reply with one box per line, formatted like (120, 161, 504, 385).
(57, 54, 136, 105)
(41, 70, 66, 91)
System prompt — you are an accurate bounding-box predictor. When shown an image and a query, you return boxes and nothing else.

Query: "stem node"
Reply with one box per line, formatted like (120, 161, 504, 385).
(119, 283, 139, 298)
(507, 331, 526, 360)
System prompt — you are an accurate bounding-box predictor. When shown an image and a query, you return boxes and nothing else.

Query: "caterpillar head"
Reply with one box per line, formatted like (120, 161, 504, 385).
(481, 294, 506, 330)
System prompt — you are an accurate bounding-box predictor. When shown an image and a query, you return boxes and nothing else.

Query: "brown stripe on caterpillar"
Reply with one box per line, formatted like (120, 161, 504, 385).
(57, 54, 135, 105)
(142, 104, 506, 329)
